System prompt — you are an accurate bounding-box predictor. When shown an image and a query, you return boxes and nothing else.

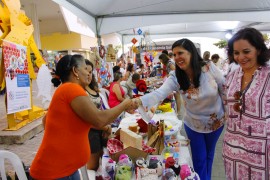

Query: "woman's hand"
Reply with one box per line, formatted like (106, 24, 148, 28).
(132, 98, 142, 109)
(102, 125, 112, 139)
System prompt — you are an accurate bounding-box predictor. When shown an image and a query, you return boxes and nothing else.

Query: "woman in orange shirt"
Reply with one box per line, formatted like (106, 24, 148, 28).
(30, 55, 131, 180)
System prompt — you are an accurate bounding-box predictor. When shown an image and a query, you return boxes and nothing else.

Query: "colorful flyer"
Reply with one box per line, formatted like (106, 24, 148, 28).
(2, 41, 31, 114)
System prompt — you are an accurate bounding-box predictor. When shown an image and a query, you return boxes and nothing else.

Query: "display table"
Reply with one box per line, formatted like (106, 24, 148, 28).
(119, 111, 192, 167)
(86, 111, 193, 179)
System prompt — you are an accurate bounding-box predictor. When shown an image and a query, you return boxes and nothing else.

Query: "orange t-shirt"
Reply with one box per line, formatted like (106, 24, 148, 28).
(30, 83, 91, 179)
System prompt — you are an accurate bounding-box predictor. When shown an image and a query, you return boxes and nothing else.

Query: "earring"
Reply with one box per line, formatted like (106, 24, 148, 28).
(76, 76, 79, 80)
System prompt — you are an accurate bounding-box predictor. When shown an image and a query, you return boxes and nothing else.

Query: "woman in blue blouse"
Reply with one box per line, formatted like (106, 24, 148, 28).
(135, 38, 225, 180)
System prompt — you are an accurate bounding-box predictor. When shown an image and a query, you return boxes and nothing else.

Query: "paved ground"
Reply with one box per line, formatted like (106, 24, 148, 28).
(0, 80, 226, 179)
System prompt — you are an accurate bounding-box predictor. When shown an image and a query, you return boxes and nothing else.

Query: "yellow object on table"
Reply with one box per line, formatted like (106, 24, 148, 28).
(157, 103, 173, 112)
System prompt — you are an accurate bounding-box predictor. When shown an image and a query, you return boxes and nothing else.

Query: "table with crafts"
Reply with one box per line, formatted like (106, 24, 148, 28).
(119, 110, 193, 165)
(97, 108, 194, 179)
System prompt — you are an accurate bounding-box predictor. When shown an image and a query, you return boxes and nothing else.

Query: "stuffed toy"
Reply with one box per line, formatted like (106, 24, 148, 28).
(136, 80, 147, 93)
(180, 164, 200, 180)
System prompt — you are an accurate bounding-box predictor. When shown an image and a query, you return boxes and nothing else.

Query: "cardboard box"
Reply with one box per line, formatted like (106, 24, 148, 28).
(110, 146, 148, 163)
(110, 128, 148, 162)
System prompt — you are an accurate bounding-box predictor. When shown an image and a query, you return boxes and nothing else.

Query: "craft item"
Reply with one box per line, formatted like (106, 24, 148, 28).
(146, 131, 159, 147)
(139, 168, 158, 179)
(106, 44, 116, 62)
(120, 128, 142, 150)
(135, 157, 148, 169)
(165, 157, 175, 169)
(153, 120, 165, 155)
(171, 162, 181, 176)
(162, 168, 177, 180)
(180, 164, 200, 180)
(148, 157, 163, 176)
(147, 120, 158, 140)
(128, 122, 139, 133)
(105, 159, 116, 179)
(118, 154, 133, 168)
(136, 119, 148, 133)
(115, 166, 132, 180)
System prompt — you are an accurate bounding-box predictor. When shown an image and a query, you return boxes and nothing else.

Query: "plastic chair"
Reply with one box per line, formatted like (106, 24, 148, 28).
(79, 165, 95, 180)
(0, 150, 27, 180)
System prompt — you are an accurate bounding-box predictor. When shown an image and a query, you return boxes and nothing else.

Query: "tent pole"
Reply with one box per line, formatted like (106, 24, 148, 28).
(95, 17, 102, 46)
(121, 35, 124, 54)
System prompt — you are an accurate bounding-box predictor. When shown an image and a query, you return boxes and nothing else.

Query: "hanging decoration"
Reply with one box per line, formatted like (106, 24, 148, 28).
(144, 53, 150, 64)
(96, 60, 113, 87)
(131, 38, 138, 44)
(137, 28, 143, 35)
(141, 30, 157, 53)
(99, 45, 106, 59)
(132, 46, 140, 54)
(106, 44, 116, 62)
(90, 47, 102, 69)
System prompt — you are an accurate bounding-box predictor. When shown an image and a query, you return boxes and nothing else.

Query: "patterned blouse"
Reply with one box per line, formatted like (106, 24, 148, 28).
(222, 65, 270, 179)
(140, 61, 225, 133)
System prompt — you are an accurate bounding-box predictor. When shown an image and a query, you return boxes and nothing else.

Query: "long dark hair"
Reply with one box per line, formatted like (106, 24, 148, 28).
(172, 39, 205, 91)
(85, 59, 99, 92)
(51, 54, 84, 87)
(227, 27, 270, 66)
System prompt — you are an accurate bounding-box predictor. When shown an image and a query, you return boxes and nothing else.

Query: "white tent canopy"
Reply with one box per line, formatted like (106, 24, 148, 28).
(51, 0, 270, 41)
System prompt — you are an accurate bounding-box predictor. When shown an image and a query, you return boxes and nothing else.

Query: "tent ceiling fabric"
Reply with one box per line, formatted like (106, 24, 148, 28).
(66, 0, 270, 17)
(61, 0, 270, 39)
(21, 0, 270, 40)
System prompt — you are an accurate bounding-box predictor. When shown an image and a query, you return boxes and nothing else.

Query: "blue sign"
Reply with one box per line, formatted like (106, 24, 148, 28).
(17, 74, 30, 87)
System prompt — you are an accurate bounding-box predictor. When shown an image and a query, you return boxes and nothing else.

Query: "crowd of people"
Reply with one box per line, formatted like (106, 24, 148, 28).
(29, 27, 269, 180)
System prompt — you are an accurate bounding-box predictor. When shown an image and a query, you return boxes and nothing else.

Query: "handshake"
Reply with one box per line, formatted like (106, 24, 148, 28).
(124, 98, 143, 114)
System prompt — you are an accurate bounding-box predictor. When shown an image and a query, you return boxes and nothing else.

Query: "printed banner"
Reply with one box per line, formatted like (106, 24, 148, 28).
(3, 41, 31, 114)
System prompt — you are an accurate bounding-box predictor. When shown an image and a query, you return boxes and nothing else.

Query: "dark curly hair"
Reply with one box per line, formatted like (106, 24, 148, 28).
(172, 38, 206, 91)
(85, 59, 99, 92)
(51, 54, 84, 87)
(227, 27, 270, 66)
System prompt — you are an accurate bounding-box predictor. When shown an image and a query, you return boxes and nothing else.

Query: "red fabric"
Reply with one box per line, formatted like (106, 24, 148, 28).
(137, 119, 148, 133)
(136, 80, 147, 92)
(107, 138, 155, 154)
(133, 94, 142, 98)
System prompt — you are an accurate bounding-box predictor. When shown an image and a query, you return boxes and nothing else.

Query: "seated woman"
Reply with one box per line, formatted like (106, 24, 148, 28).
(108, 72, 125, 126)
(123, 63, 135, 81)
(85, 60, 111, 170)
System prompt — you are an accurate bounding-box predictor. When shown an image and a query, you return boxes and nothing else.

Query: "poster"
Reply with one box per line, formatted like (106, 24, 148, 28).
(2, 41, 31, 114)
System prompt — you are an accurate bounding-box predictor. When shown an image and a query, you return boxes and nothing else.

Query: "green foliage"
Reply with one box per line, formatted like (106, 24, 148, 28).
(214, 33, 270, 49)
(263, 34, 270, 44)
(213, 39, 228, 49)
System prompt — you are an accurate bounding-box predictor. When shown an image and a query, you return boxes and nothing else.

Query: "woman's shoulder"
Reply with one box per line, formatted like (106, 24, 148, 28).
(59, 83, 84, 91)
(262, 63, 270, 71)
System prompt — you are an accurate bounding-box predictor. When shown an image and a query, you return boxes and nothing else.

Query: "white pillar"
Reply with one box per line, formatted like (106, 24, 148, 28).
(25, 3, 41, 49)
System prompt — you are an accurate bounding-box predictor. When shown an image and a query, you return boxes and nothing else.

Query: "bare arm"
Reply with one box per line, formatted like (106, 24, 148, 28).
(71, 96, 131, 128)
(112, 83, 125, 102)
(123, 71, 130, 81)
(174, 92, 181, 114)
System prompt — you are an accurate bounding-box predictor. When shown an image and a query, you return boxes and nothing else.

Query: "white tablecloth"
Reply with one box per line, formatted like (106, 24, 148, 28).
(87, 111, 193, 179)
(119, 111, 192, 167)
